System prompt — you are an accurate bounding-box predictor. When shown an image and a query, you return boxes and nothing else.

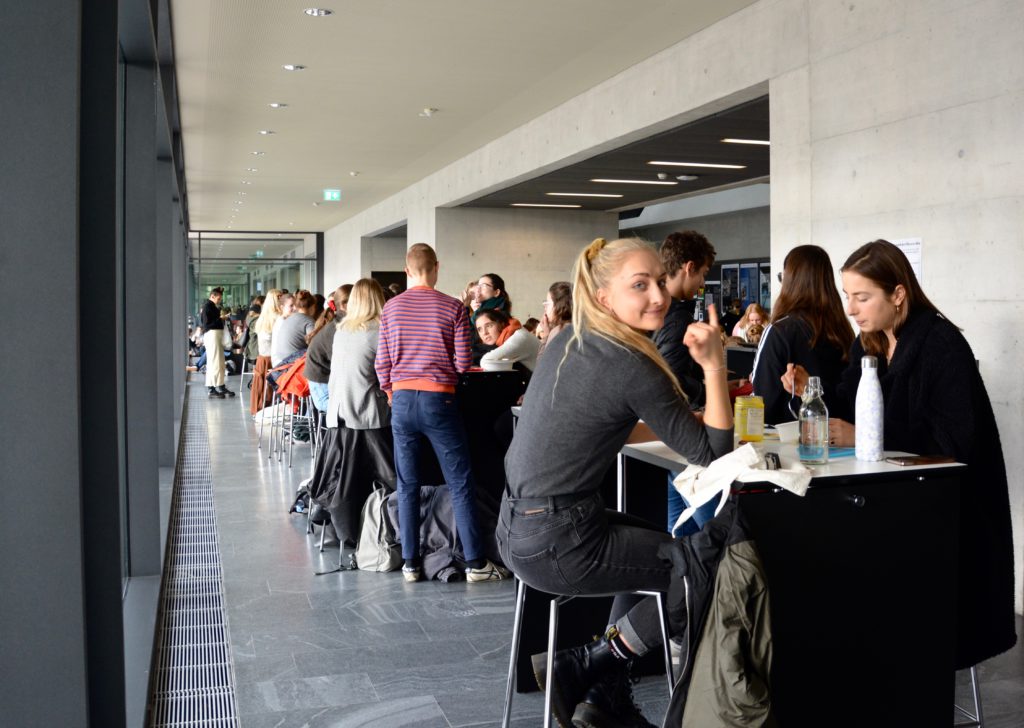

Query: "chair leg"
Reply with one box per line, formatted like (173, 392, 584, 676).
(543, 597, 562, 728)
(501, 578, 527, 728)
(319, 519, 327, 552)
(654, 591, 675, 696)
(954, 665, 985, 727)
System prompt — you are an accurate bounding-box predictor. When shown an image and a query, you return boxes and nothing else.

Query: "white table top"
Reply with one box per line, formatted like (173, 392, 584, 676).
(621, 437, 964, 482)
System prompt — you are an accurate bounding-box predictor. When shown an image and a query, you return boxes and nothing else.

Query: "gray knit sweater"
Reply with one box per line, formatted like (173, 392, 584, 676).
(506, 326, 733, 499)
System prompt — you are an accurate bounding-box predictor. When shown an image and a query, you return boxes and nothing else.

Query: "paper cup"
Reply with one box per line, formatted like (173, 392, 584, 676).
(774, 420, 800, 444)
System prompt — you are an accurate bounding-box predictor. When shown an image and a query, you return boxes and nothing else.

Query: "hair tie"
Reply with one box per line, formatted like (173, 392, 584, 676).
(586, 238, 607, 263)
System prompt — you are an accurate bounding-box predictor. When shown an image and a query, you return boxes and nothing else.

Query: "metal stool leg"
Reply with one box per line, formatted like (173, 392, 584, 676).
(543, 597, 562, 728)
(501, 578, 527, 728)
(319, 517, 327, 552)
(954, 665, 984, 727)
(655, 591, 674, 695)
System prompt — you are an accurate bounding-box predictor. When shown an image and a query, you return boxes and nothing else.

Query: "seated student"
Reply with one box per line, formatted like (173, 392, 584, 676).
(309, 279, 396, 565)
(473, 273, 511, 324)
(498, 237, 732, 728)
(522, 317, 540, 335)
(537, 280, 572, 358)
(305, 284, 351, 412)
(783, 239, 1016, 670)
(477, 309, 540, 371)
(745, 322, 765, 346)
(750, 245, 853, 424)
(270, 290, 316, 367)
(732, 303, 767, 343)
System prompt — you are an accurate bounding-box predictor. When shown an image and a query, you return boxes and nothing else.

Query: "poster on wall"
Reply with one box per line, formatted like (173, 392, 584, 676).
(891, 237, 923, 279)
(739, 263, 759, 309)
(703, 280, 721, 321)
(720, 265, 739, 311)
(758, 263, 771, 310)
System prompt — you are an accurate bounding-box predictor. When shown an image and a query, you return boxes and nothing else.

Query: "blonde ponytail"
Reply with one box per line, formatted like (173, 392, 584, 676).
(557, 237, 685, 399)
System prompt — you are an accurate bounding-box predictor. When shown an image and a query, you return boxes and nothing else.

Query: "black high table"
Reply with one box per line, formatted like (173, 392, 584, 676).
(510, 439, 964, 727)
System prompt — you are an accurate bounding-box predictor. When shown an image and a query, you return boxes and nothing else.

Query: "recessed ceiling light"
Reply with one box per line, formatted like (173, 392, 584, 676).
(241, 180, 252, 185)
(251, 151, 265, 156)
(511, 203, 583, 209)
(303, 8, 333, 16)
(289, 222, 294, 226)
(349, 171, 360, 177)
(546, 192, 624, 198)
(676, 175, 700, 182)
(419, 107, 438, 117)
(268, 102, 288, 109)
(721, 138, 770, 146)
(258, 130, 275, 135)
(647, 161, 746, 169)
(590, 178, 678, 185)
(246, 168, 258, 172)
(238, 191, 247, 196)
(282, 64, 306, 71)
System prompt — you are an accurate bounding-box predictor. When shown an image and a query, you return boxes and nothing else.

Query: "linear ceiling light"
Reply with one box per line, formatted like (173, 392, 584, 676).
(282, 64, 306, 71)
(303, 8, 334, 16)
(258, 130, 275, 135)
(591, 178, 678, 185)
(268, 103, 288, 109)
(511, 203, 582, 208)
(721, 138, 770, 145)
(647, 161, 746, 169)
(546, 192, 624, 198)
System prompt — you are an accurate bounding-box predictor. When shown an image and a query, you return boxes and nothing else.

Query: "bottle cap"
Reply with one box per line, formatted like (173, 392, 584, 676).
(862, 355, 878, 369)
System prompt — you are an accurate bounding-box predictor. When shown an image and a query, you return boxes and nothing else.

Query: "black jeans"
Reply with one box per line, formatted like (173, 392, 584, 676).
(496, 490, 672, 655)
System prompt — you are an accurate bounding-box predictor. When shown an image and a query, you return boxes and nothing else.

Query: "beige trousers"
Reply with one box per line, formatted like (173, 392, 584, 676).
(203, 329, 226, 388)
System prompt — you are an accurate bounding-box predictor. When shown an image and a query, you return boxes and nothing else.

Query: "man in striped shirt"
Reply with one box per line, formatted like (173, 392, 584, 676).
(376, 243, 507, 583)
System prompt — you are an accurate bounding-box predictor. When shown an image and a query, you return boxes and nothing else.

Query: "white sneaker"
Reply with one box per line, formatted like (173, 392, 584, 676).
(465, 560, 511, 582)
(402, 565, 422, 583)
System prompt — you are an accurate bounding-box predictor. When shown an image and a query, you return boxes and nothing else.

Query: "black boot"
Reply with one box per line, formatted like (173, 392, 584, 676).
(216, 385, 235, 397)
(208, 386, 225, 399)
(571, 663, 656, 728)
(532, 631, 622, 728)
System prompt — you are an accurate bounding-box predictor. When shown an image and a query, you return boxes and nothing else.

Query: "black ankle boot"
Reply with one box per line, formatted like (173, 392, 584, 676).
(531, 631, 622, 728)
(571, 663, 656, 728)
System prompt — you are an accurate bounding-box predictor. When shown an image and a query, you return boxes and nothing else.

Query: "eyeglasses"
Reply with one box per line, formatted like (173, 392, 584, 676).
(478, 282, 494, 290)
(542, 299, 553, 307)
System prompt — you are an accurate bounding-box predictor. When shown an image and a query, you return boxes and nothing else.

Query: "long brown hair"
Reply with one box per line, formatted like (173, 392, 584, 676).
(772, 245, 854, 357)
(841, 239, 947, 358)
(305, 284, 352, 344)
(560, 238, 683, 397)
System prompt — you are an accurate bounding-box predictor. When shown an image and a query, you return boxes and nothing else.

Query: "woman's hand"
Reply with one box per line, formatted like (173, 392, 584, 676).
(683, 304, 726, 371)
(828, 418, 855, 447)
(780, 363, 810, 397)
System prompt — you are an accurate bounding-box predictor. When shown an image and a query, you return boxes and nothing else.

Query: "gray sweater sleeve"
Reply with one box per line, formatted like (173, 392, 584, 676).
(627, 357, 733, 466)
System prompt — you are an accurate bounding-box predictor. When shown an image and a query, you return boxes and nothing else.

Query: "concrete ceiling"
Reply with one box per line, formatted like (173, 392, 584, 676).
(171, 0, 758, 232)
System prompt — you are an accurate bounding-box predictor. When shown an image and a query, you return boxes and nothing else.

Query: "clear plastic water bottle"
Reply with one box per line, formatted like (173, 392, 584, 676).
(798, 376, 829, 464)
(855, 355, 884, 461)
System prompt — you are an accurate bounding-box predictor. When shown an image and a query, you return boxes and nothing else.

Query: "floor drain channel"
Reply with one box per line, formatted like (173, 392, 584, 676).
(148, 389, 239, 727)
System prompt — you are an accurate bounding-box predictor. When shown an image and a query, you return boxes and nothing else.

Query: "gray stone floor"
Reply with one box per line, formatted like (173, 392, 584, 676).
(199, 378, 1023, 727)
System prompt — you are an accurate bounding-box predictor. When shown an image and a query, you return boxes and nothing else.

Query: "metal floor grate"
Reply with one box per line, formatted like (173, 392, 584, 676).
(148, 391, 240, 728)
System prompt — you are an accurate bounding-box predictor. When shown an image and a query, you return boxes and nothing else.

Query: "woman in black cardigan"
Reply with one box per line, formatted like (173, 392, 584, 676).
(787, 239, 1016, 669)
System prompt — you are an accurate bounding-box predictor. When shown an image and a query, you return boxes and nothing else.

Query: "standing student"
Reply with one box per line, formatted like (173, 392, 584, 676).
(499, 238, 732, 728)
(375, 243, 507, 583)
(305, 284, 351, 412)
(200, 286, 234, 399)
(653, 231, 716, 408)
(652, 230, 717, 535)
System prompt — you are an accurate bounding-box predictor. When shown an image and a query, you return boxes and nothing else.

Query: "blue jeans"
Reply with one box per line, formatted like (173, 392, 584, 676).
(308, 381, 330, 412)
(667, 471, 718, 537)
(391, 390, 482, 563)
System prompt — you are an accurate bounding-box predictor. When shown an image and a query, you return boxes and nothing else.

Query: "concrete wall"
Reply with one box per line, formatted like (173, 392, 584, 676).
(626, 206, 770, 262)
(322, 0, 1024, 611)
(434, 208, 618, 321)
(361, 236, 408, 280)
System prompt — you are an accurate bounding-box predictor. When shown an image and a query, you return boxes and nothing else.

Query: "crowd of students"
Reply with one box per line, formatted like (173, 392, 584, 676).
(191, 232, 1015, 728)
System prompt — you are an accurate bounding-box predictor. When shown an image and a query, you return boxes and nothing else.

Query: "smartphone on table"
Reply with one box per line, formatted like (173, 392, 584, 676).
(884, 455, 956, 466)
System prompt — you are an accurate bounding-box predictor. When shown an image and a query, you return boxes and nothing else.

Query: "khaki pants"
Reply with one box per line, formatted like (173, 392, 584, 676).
(202, 329, 226, 388)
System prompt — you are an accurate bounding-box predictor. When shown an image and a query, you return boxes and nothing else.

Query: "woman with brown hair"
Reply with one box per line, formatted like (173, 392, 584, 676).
(785, 239, 1015, 670)
(750, 244, 854, 424)
(537, 280, 572, 357)
(305, 284, 352, 411)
